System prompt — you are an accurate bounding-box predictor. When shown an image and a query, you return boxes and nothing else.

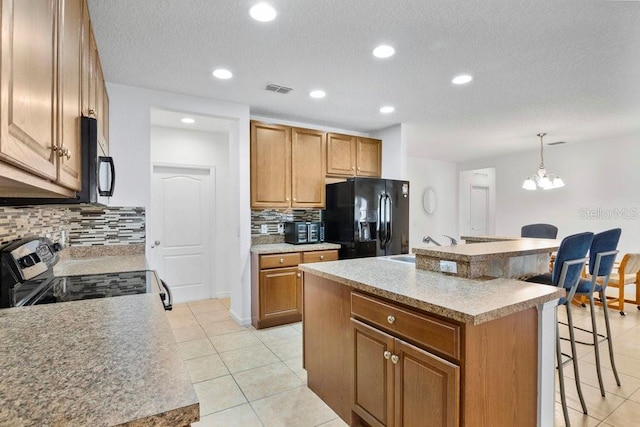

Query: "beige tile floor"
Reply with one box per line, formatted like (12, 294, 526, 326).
(167, 297, 640, 426)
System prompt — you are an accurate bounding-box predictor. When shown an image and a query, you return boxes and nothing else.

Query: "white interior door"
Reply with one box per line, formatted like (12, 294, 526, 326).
(469, 185, 489, 236)
(150, 165, 214, 303)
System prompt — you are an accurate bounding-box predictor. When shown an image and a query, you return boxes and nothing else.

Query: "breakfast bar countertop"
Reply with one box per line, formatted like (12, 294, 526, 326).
(0, 293, 199, 426)
(298, 256, 564, 325)
(413, 238, 560, 261)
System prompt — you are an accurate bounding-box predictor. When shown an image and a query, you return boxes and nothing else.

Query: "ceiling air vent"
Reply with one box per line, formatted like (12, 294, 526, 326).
(265, 83, 293, 94)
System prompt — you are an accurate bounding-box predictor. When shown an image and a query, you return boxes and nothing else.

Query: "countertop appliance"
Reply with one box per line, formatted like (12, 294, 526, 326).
(0, 116, 115, 206)
(323, 178, 410, 258)
(0, 237, 171, 310)
(284, 221, 324, 244)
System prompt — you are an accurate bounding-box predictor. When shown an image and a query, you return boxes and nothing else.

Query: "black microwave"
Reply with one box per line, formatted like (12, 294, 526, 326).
(284, 222, 324, 244)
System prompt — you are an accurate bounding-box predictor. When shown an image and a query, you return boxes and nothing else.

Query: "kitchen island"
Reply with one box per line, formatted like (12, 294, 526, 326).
(299, 256, 563, 427)
(0, 256, 198, 426)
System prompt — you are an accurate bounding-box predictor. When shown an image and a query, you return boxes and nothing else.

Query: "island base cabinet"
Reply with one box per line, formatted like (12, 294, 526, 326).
(352, 319, 460, 427)
(303, 273, 539, 427)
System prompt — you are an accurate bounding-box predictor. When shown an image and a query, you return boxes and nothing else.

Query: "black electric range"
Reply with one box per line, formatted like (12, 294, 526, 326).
(0, 237, 172, 310)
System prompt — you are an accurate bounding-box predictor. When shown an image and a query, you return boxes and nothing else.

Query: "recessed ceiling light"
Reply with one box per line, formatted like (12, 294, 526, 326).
(250, 3, 276, 22)
(181, 118, 195, 124)
(212, 68, 233, 79)
(452, 74, 473, 85)
(380, 106, 395, 114)
(309, 90, 326, 99)
(373, 45, 395, 58)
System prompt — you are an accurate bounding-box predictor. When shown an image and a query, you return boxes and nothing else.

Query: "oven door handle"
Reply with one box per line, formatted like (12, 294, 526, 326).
(159, 279, 173, 311)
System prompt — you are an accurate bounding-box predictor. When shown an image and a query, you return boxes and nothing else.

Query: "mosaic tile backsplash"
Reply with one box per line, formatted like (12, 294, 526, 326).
(251, 209, 321, 244)
(0, 205, 145, 248)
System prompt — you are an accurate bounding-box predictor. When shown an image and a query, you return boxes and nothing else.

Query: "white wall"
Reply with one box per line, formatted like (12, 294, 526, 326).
(107, 83, 252, 324)
(372, 124, 406, 180)
(406, 157, 458, 250)
(150, 126, 231, 298)
(459, 136, 640, 255)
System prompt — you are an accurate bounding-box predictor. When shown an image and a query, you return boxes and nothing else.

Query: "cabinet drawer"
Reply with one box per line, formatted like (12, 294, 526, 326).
(351, 292, 460, 360)
(260, 253, 301, 269)
(301, 250, 338, 263)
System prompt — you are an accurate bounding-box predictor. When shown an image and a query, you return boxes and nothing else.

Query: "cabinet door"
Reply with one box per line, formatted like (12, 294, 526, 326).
(291, 127, 326, 207)
(93, 41, 108, 155)
(394, 340, 459, 427)
(352, 319, 395, 427)
(356, 137, 382, 177)
(326, 133, 356, 177)
(251, 121, 291, 208)
(57, 0, 83, 190)
(259, 267, 301, 321)
(0, 0, 57, 180)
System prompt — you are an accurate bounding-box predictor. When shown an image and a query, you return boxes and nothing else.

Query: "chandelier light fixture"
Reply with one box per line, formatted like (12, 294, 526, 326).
(522, 133, 565, 191)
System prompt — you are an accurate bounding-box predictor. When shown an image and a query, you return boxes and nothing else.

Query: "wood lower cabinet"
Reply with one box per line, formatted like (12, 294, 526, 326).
(251, 249, 338, 329)
(303, 274, 538, 427)
(326, 133, 382, 178)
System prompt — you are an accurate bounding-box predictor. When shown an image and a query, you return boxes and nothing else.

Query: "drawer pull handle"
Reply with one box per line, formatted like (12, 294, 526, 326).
(387, 315, 396, 324)
(391, 354, 399, 364)
(320, 255, 324, 260)
(279, 258, 284, 264)
(383, 351, 391, 360)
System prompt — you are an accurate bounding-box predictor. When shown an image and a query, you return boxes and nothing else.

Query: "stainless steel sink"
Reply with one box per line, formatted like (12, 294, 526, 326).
(383, 255, 416, 264)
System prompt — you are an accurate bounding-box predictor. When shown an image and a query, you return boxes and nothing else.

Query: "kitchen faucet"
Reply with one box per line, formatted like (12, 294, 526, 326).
(422, 235, 458, 246)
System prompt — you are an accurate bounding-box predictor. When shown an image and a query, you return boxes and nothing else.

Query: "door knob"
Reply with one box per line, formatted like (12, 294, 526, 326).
(151, 240, 161, 248)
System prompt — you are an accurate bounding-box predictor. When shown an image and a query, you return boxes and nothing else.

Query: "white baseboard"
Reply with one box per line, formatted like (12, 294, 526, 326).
(229, 308, 251, 327)
(215, 291, 230, 299)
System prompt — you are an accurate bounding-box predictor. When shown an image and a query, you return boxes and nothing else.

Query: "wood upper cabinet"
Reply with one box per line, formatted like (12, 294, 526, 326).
(250, 121, 291, 208)
(91, 30, 109, 155)
(291, 127, 326, 207)
(0, 0, 107, 197)
(57, 0, 84, 191)
(0, 0, 59, 182)
(356, 137, 382, 177)
(326, 133, 381, 178)
(250, 121, 326, 208)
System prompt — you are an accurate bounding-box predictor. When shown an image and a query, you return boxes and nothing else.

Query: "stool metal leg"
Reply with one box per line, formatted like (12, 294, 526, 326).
(588, 293, 606, 396)
(565, 302, 588, 414)
(601, 288, 622, 387)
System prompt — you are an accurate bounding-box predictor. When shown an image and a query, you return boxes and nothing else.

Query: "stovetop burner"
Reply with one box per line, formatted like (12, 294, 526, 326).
(13, 270, 155, 307)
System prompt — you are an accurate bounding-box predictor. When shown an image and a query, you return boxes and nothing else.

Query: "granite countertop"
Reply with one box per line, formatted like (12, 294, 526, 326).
(413, 238, 560, 262)
(0, 294, 198, 426)
(250, 242, 341, 254)
(53, 255, 148, 276)
(298, 257, 564, 325)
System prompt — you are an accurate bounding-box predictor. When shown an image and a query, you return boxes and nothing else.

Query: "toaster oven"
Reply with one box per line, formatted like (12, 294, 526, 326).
(284, 222, 325, 244)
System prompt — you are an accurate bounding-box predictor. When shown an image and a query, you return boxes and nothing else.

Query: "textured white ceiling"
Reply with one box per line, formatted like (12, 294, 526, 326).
(88, 0, 640, 162)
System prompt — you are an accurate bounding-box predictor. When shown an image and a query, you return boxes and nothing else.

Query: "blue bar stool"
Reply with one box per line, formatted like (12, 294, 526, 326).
(526, 231, 594, 427)
(572, 228, 622, 397)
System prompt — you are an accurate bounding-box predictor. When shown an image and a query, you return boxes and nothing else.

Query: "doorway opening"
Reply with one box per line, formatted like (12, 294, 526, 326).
(149, 109, 233, 304)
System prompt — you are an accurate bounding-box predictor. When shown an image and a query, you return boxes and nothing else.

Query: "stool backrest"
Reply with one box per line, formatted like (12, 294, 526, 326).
(521, 223, 559, 239)
(589, 228, 622, 277)
(553, 232, 594, 287)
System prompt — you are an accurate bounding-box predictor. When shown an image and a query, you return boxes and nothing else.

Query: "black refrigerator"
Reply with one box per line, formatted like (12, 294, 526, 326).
(323, 178, 410, 259)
